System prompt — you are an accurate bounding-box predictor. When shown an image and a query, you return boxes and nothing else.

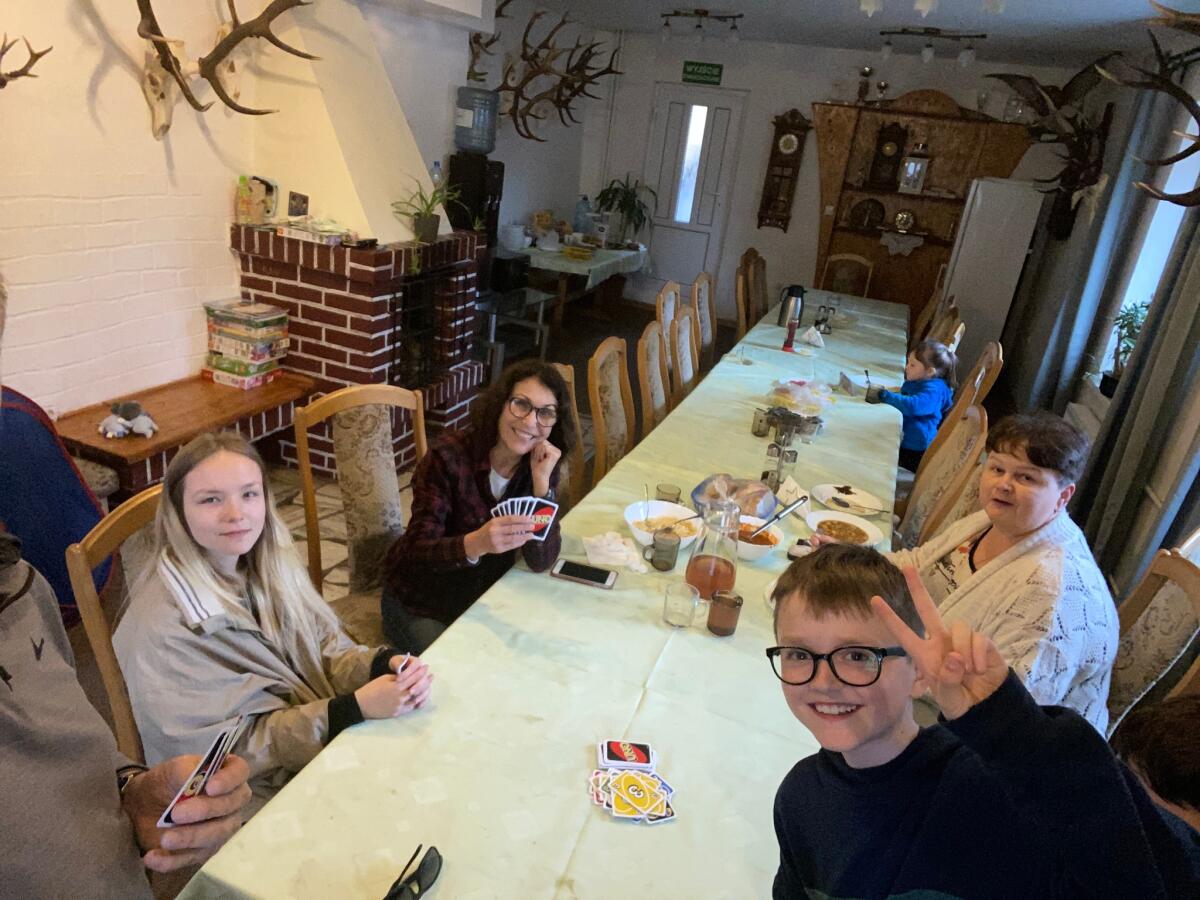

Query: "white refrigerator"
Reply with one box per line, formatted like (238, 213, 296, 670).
(942, 178, 1045, 369)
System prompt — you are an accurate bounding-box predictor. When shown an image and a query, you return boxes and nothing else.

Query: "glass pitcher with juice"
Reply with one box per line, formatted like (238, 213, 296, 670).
(685, 499, 739, 600)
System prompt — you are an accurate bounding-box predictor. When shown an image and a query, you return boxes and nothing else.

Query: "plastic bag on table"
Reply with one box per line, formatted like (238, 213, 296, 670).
(767, 379, 833, 414)
(690, 474, 778, 519)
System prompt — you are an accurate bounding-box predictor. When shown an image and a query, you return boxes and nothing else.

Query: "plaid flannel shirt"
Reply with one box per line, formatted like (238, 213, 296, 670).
(385, 427, 561, 624)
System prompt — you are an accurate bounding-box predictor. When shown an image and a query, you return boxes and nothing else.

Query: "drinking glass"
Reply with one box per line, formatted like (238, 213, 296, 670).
(707, 590, 744, 637)
(643, 527, 681, 572)
(656, 483, 682, 503)
(663, 583, 700, 627)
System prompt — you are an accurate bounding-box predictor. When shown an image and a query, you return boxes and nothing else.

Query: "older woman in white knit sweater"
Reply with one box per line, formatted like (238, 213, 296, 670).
(813, 413, 1118, 732)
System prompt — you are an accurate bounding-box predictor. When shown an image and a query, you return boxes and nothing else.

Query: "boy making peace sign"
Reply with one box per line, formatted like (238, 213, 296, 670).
(766, 544, 1198, 899)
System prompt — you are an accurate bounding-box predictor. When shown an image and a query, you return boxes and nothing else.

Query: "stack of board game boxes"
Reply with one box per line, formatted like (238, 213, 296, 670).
(202, 300, 290, 389)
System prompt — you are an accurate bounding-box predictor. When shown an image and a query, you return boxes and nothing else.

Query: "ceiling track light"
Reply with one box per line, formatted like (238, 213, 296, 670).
(878, 26, 987, 65)
(660, 8, 746, 46)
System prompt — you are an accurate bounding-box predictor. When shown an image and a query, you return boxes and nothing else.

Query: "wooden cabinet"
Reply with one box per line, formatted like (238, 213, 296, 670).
(812, 90, 1030, 320)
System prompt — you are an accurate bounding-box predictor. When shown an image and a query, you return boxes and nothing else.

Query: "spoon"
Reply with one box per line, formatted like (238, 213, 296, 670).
(746, 495, 809, 540)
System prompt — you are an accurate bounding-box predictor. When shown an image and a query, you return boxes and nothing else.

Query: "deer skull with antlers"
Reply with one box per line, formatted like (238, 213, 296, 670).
(136, 0, 318, 138)
(496, 11, 620, 142)
(0, 34, 52, 90)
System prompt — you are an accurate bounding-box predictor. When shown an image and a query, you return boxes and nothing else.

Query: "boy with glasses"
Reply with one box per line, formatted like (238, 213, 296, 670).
(767, 544, 1198, 898)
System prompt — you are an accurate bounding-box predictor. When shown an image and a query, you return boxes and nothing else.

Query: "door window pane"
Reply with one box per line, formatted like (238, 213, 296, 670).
(673, 105, 709, 223)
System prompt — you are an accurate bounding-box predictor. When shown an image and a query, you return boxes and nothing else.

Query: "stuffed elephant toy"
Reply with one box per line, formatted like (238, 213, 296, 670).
(98, 414, 132, 439)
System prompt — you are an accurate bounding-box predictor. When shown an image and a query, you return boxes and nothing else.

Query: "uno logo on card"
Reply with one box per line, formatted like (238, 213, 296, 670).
(531, 505, 556, 532)
(609, 741, 649, 765)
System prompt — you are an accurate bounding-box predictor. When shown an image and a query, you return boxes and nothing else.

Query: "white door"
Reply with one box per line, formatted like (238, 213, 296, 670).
(642, 83, 746, 293)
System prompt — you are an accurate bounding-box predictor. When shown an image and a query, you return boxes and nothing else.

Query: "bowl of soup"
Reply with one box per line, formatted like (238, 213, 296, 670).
(736, 515, 784, 561)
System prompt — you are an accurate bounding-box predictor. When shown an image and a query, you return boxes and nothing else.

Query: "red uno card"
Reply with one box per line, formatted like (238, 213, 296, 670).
(598, 739, 655, 770)
(528, 499, 559, 542)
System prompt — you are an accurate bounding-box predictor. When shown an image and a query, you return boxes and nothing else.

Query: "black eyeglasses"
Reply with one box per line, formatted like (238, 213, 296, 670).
(765, 645, 908, 687)
(508, 395, 557, 427)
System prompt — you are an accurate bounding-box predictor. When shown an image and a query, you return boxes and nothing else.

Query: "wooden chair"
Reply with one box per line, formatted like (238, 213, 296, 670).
(551, 362, 588, 509)
(690, 271, 716, 370)
(65, 485, 163, 763)
(655, 281, 683, 348)
(735, 258, 752, 340)
(750, 254, 769, 325)
(895, 405, 988, 549)
(294, 384, 426, 644)
(928, 299, 961, 347)
(911, 287, 952, 350)
(637, 321, 671, 439)
(821, 253, 874, 297)
(946, 341, 1003, 423)
(1107, 549, 1200, 734)
(669, 306, 700, 405)
(587, 336, 636, 486)
(946, 321, 966, 353)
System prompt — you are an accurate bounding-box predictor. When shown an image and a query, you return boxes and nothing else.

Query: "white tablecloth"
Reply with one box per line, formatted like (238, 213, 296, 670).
(181, 293, 907, 899)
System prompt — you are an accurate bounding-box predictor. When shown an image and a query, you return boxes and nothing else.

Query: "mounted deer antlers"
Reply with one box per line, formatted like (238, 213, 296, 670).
(0, 34, 52, 89)
(497, 11, 621, 142)
(1096, 9, 1200, 206)
(467, 0, 512, 83)
(137, 0, 317, 117)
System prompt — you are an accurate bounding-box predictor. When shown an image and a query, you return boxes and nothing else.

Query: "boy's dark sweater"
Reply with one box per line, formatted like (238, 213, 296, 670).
(773, 672, 1200, 899)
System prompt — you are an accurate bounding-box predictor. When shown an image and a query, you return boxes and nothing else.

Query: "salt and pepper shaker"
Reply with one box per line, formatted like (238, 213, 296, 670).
(760, 441, 782, 492)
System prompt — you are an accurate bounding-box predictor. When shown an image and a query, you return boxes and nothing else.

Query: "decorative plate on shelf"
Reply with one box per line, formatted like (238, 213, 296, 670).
(848, 198, 886, 230)
(893, 209, 916, 232)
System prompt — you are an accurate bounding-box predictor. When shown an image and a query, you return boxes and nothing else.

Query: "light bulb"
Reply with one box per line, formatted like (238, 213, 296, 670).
(859, 0, 884, 16)
(661, 20, 671, 44)
(729, 21, 740, 43)
(881, 39, 893, 60)
(921, 42, 935, 63)
(914, 0, 939, 16)
(693, 20, 704, 44)
(958, 44, 976, 67)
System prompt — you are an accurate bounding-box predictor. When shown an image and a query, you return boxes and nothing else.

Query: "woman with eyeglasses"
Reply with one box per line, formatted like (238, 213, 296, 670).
(381, 360, 576, 652)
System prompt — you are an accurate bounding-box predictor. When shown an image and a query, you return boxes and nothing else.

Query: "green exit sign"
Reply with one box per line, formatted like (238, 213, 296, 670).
(682, 61, 723, 85)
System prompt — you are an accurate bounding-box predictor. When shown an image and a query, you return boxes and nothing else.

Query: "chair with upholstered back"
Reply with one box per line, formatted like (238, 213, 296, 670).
(550, 362, 588, 509)
(294, 385, 426, 643)
(895, 404, 988, 549)
(587, 336, 636, 485)
(946, 321, 966, 353)
(912, 284, 952, 350)
(637, 321, 671, 439)
(750, 254, 768, 325)
(1107, 549, 1200, 735)
(925, 456, 986, 542)
(821, 253, 874, 297)
(690, 272, 716, 370)
(669, 306, 700, 405)
(65, 485, 163, 763)
(735, 258, 751, 340)
(928, 299, 961, 346)
(656, 281, 682, 344)
(942, 341, 1003, 427)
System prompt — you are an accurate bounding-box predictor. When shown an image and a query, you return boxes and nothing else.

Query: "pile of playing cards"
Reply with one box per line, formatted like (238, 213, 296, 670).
(588, 740, 675, 825)
(490, 495, 559, 542)
(157, 715, 248, 827)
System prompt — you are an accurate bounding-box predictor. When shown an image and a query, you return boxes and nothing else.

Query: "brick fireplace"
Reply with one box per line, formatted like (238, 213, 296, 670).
(230, 225, 488, 475)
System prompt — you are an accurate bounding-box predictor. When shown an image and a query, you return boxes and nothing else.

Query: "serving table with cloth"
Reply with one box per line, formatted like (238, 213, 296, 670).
(519, 246, 648, 327)
(181, 292, 907, 899)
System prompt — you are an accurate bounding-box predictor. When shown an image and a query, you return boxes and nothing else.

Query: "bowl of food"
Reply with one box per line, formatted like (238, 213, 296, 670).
(736, 515, 784, 561)
(623, 500, 702, 548)
(804, 511, 884, 547)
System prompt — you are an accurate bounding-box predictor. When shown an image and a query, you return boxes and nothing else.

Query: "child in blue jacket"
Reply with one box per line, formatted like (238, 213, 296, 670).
(871, 340, 956, 473)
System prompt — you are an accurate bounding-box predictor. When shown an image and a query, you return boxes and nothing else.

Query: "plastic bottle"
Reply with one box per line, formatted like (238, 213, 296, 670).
(234, 175, 254, 225)
(430, 160, 443, 188)
(573, 195, 593, 233)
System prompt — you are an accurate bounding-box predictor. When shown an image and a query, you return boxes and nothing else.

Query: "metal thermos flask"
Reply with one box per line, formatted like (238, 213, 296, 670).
(777, 284, 807, 327)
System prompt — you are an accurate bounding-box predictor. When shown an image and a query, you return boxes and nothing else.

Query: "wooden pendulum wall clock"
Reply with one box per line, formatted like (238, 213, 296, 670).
(867, 122, 908, 190)
(757, 108, 811, 231)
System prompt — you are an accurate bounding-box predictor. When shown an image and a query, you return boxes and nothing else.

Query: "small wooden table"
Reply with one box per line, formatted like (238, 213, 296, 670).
(56, 372, 315, 502)
(519, 246, 648, 327)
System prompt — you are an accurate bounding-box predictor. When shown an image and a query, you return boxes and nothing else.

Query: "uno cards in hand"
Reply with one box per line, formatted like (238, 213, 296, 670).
(156, 715, 247, 828)
(489, 495, 559, 542)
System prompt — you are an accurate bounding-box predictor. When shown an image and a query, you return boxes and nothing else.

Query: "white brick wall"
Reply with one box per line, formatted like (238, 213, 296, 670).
(0, 3, 254, 416)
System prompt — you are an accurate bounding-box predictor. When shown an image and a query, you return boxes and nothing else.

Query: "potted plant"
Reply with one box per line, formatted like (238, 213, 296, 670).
(1100, 300, 1150, 398)
(391, 180, 464, 244)
(595, 174, 657, 246)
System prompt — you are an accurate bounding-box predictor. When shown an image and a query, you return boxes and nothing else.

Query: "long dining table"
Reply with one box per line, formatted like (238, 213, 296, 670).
(180, 291, 908, 899)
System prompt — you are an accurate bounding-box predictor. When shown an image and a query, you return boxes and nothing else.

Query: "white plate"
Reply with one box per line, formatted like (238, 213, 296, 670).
(805, 510, 885, 547)
(812, 483, 888, 516)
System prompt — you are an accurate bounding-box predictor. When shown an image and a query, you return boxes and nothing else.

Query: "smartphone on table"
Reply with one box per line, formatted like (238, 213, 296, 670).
(550, 559, 618, 589)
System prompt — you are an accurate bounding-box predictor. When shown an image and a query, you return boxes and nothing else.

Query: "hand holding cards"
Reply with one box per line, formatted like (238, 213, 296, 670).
(157, 715, 248, 828)
(588, 740, 676, 825)
(490, 496, 560, 542)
